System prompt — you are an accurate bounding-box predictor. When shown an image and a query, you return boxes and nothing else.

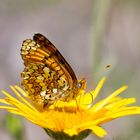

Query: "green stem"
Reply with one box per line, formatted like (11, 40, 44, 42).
(90, 0, 112, 81)
(44, 128, 91, 140)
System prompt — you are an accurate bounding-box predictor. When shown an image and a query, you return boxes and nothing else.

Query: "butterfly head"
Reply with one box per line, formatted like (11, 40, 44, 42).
(77, 78, 86, 91)
(70, 78, 86, 99)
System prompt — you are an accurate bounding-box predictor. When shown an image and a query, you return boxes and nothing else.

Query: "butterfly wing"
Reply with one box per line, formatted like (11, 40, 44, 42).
(33, 33, 78, 87)
(21, 33, 78, 106)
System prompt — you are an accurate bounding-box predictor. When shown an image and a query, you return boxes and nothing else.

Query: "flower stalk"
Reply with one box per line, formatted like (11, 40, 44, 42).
(44, 128, 91, 140)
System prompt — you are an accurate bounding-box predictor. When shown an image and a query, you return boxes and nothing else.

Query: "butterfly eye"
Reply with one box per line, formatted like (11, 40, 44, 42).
(77, 79, 86, 90)
(77, 83, 82, 88)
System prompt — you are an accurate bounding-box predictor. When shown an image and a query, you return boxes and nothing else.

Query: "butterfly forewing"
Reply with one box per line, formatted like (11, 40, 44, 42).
(21, 33, 79, 106)
(33, 33, 78, 85)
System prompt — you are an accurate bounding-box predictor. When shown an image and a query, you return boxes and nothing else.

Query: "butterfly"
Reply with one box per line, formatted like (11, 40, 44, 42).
(21, 33, 86, 107)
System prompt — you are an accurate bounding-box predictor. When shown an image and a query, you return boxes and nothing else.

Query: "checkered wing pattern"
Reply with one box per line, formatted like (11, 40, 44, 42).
(21, 33, 79, 107)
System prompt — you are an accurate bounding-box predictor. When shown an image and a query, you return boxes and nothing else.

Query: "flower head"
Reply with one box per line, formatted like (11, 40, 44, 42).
(0, 77, 140, 139)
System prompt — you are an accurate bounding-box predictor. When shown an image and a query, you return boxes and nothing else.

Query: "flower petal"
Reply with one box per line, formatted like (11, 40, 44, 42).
(91, 77, 106, 102)
(92, 86, 128, 112)
(64, 128, 78, 136)
(88, 125, 107, 137)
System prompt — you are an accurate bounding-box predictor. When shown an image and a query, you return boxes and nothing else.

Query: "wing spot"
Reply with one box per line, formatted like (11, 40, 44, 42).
(40, 91, 46, 97)
(52, 88, 58, 94)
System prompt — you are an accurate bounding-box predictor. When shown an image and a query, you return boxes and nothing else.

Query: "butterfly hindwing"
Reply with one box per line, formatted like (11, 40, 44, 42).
(21, 33, 79, 106)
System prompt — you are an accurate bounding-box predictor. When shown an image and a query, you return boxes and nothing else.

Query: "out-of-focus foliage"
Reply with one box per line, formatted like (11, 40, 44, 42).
(3, 114, 24, 140)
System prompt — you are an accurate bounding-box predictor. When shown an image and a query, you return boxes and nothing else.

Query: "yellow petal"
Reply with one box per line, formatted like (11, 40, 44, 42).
(91, 77, 106, 102)
(88, 125, 107, 137)
(106, 98, 136, 110)
(64, 128, 78, 136)
(11, 86, 38, 112)
(92, 86, 128, 112)
(81, 91, 94, 107)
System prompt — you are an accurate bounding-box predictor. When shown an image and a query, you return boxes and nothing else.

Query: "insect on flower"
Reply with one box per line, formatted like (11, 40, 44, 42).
(21, 33, 86, 107)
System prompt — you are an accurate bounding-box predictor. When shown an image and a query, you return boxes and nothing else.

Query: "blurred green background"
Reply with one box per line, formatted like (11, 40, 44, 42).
(0, 0, 140, 140)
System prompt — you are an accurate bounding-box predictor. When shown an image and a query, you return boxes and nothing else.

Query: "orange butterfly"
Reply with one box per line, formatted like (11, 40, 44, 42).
(21, 33, 86, 107)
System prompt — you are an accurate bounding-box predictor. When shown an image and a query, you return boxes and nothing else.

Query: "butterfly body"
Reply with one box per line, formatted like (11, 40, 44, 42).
(21, 34, 86, 107)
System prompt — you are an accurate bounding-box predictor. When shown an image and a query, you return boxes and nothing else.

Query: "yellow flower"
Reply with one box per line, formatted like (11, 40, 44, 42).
(0, 77, 140, 140)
